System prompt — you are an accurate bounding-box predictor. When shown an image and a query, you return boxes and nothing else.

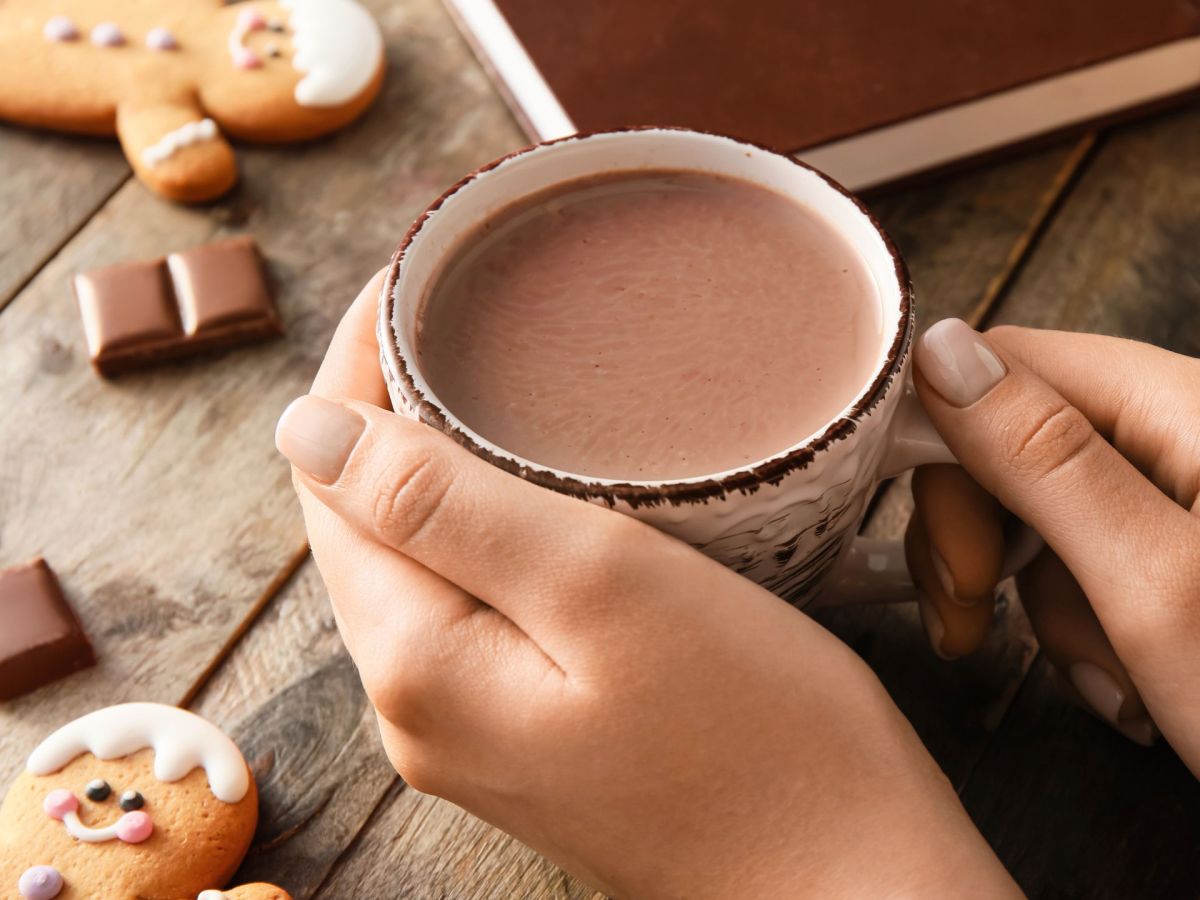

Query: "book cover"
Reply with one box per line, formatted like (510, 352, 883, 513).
(446, 0, 1200, 188)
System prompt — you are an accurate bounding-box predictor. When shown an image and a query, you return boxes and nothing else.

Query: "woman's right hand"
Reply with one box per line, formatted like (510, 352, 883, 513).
(906, 320, 1200, 771)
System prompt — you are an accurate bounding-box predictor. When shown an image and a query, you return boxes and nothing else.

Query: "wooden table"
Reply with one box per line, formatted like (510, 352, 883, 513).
(2, 1, 1198, 896)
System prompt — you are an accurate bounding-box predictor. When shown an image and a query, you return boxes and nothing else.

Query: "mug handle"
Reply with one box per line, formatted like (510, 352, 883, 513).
(813, 379, 1043, 608)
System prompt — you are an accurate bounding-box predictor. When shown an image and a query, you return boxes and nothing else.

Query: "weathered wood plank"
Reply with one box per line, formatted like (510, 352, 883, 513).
(0, 0, 523, 791)
(0, 127, 129, 310)
(187, 560, 397, 897)
(960, 101, 1200, 899)
(315, 781, 600, 900)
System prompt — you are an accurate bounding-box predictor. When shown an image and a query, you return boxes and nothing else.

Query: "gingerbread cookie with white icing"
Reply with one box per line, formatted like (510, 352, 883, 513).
(0, 0, 384, 202)
(0, 703, 293, 899)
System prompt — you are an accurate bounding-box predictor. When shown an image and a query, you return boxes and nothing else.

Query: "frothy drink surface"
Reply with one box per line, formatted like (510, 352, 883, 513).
(417, 170, 882, 480)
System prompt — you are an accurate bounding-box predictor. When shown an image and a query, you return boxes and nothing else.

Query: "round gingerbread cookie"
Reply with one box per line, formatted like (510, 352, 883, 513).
(0, 703, 292, 899)
(0, 0, 385, 202)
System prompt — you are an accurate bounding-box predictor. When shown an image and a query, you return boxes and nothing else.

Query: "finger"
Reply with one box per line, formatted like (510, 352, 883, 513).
(906, 463, 1004, 660)
(905, 512, 994, 659)
(910, 464, 1005, 607)
(985, 326, 1200, 508)
(309, 268, 390, 407)
(914, 319, 1199, 659)
(297, 482, 556, 736)
(1017, 548, 1155, 746)
(276, 394, 681, 643)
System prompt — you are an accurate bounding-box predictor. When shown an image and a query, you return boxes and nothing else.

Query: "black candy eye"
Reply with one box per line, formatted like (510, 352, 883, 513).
(85, 779, 111, 802)
(118, 790, 144, 811)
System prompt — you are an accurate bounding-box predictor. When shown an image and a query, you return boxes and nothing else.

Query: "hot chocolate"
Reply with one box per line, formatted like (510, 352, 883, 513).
(416, 169, 882, 480)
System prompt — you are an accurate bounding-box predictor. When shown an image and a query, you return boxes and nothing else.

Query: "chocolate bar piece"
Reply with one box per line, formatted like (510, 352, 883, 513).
(0, 559, 96, 701)
(74, 236, 282, 376)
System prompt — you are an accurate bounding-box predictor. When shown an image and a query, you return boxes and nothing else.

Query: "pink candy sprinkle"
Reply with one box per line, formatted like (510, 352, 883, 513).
(115, 810, 153, 844)
(236, 7, 266, 31)
(90, 22, 125, 47)
(145, 27, 178, 50)
(232, 46, 262, 69)
(43, 16, 79, 42)
(42, 789, 78, 820)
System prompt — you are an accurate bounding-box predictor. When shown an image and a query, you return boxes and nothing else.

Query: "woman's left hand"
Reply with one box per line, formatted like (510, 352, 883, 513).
(275, 272, 1020, 899)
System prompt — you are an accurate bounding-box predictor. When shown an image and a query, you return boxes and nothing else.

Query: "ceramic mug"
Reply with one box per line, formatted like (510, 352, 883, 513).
(378, 127, 994, 609)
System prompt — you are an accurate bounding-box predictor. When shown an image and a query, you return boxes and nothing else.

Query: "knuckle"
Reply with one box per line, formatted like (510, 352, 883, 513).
(1003, 403, 1098, 481)
(358, 643, 438, 729)
(368, 446, 453, 547)
(364, 670, 428, 733)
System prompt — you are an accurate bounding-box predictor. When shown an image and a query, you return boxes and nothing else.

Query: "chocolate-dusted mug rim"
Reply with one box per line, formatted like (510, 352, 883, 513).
(379, 126, 914, 508)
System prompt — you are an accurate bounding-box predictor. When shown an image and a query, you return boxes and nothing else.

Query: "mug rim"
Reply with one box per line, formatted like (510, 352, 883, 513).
(379, 125, 914, 508)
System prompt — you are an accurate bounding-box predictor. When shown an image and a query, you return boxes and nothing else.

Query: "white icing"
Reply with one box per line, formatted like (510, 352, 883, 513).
(141, 118, 218, 166)
(282, 0, 383, 107)
(26, 703, 250, 803)
(197, 892, 228, 900)
(61, 808, 121, 843)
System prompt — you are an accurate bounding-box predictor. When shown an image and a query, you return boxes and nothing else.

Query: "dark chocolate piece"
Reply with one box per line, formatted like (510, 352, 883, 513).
(74, 236, 282, 376)
(0, 558, 96, 701)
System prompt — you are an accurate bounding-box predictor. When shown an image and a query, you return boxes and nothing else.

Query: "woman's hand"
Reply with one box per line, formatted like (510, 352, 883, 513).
(908, 319, 1200, 769)
(275, 273, 1019, 899)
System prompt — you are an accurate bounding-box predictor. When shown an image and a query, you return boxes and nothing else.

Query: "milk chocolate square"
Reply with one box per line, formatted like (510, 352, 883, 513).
(73, 236, 282, 376)
(167, 236, 278, 336)
(74, 261, 182, 361)
(0, 558, 96, 701)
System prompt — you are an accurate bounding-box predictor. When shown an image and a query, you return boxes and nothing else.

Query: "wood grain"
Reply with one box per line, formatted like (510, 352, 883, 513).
(0, 0, 522, 787)
(315, 781, 600, 900)
(0, 127, 129, 310)
(960, 100, 1200, 899)
(188, 561, 397, 897)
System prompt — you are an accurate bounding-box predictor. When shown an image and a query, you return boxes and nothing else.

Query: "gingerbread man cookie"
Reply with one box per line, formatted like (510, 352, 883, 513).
(0, 0, 385, 202)
(0, 703, 293, 899)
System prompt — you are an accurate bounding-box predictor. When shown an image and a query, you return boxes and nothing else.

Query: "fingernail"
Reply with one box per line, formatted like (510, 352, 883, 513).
(275, 395, 365, 483)
(1069, 661, 1124, 726)
(918, 593, 958, 661)
(1116, 717, 1156, 748)
(917, 319, 1007, 407)
(929, 546, 966, 605)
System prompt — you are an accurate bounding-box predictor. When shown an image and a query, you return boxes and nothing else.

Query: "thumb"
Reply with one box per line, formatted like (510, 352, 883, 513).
(913, 319, 1193, 651)
(275, 394, 665, 645)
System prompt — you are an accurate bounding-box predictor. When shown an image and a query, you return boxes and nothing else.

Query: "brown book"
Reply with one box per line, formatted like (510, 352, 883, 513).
(444, 0, 1200, 188)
